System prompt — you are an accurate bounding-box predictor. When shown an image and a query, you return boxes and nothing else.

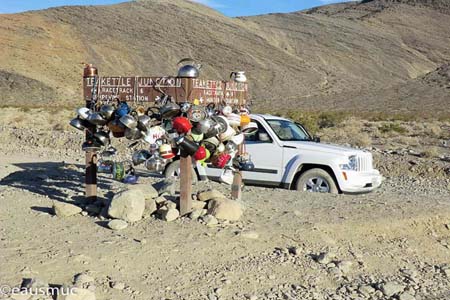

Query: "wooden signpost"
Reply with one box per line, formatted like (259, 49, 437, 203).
(82, 65, 249, 215)
(231, 144, 244, 200)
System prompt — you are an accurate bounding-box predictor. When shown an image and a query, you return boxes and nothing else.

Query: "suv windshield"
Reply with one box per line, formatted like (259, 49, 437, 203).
(266, 119, 311, 141)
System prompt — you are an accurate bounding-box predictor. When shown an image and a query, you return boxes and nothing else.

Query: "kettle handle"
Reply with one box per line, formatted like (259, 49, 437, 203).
(177, 58, 202, 70)
(177, 58, 195, 66)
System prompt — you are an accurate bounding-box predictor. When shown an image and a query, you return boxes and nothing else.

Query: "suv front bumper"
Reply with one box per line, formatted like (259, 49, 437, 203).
(338, 169, 383, 193)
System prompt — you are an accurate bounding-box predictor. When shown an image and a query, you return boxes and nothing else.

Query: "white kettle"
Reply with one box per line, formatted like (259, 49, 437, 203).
(230, 71, 247, 83)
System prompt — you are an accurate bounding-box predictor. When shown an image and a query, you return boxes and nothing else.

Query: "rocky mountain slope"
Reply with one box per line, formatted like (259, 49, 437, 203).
(0, 0, 449, 116)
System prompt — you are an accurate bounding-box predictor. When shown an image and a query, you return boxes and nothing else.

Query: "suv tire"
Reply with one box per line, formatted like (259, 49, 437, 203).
(295, 168, 338, 194)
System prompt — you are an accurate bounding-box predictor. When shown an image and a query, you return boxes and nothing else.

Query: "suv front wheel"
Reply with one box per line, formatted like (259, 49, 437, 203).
(295, 168, 338, 194)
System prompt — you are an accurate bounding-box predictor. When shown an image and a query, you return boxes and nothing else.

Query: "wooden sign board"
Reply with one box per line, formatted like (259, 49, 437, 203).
(83, 76, 248, 106)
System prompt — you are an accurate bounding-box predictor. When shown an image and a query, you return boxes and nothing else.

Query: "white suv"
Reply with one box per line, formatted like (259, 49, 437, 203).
(166, 114, 383, 194)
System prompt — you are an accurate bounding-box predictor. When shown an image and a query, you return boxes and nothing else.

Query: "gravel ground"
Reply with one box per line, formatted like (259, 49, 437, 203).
(0, 110, 450, 300)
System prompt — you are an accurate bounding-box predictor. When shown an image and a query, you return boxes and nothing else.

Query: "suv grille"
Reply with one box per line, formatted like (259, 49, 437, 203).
(356, 153, 373, 172)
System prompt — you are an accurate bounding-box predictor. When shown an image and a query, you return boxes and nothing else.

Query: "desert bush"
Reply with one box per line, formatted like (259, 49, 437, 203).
(352, 132, 372, 148)
(318, 119, 372, 147)
(421, 147, 441, 158)
(12, 115, 26, 124)
(52, 123, 66, 131)
(271, 110, 347, 134)
(19, 107, 31, 113)
(425, 123, 443, 138)
(378, 123, 407, 135)
(393, 136, 420, 147)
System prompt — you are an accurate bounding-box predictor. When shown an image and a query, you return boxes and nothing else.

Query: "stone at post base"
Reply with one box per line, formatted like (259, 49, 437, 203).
(207, 198, 243, 221)
(107, 189, 145, 222)
(53, 203, 82, 217)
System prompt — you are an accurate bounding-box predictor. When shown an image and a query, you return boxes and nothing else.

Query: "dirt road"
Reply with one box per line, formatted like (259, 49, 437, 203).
(1, 150, 450, 300)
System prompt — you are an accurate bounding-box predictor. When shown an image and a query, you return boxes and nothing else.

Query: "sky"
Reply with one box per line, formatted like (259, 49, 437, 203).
(0, 0, 355, 16)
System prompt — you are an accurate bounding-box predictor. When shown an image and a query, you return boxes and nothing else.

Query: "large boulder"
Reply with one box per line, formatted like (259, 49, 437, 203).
(127, 184, 158, 200)
(53, 202, 82, 217)
(107, 189, 145, 222)
(207, 199, 243, 221)
(197, 190, 226, 202)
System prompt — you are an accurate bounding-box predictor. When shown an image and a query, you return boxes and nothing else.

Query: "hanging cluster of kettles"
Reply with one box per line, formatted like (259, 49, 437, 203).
(70, 59, 255, 183)
(70, 99, 257, 181)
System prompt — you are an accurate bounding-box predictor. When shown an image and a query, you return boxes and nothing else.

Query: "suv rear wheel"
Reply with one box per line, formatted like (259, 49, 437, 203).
(295, 168, 338, 194)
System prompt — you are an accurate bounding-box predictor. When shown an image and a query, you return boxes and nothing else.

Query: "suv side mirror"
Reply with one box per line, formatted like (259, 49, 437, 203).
(313, 136, 321, 143)
(259, 133, 271, 142)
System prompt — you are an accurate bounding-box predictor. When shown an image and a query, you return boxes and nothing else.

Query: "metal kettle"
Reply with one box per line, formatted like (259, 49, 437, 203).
(177, 58, 201, 78)
(230, 71, 247, 83)
(145, 155, 166, 173)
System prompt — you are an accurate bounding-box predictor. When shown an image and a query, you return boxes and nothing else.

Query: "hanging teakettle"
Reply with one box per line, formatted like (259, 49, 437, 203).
(119, 114, 138, 129)
(99, 104, 115, 120)
(176, 136, 200, 156)
(230, 71, 247, 83)
(132, 150, 152, 166)
(86, 112, 107, 126)
(142, 126, 166, 144)
(177, 58, 201, 78)
(115, 101, 130, 118)
(125, 127, 142, 140)
(97, 159, 114, 174)
(108, 119, 126, 138)
(187, 105, 207, 123)
(70, 117, 89, 131)
(145, 155, 166, 173)
(93, 131, 110, 146)
(77, 107, 91, 120)
(159, 97, 181, 119)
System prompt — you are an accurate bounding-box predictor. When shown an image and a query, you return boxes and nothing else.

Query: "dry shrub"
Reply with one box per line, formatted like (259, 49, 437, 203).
(425, 123, 443, 138)
(12, 115, 26, 124)
(393, 136, 420, 147)
(421, 147, 441, 158)
(378, 122, 408, 136)
(52, 123, 66, 131)
(319, 119, 372, 147)
(352, 132, 372, 148)
(272, 110, 347, 134)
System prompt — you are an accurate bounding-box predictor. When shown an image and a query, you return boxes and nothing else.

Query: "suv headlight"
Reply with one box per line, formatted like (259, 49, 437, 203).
(339, 155, 358, 171)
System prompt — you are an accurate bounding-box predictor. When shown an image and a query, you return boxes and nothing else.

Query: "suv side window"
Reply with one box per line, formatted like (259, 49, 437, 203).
(245, 120, 273, 143)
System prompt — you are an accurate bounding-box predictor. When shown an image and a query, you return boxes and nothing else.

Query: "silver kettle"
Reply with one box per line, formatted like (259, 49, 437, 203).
(177, 58, 201, 78)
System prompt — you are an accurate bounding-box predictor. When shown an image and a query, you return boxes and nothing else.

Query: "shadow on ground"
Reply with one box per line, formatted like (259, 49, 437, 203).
(0, 162, 113, 202)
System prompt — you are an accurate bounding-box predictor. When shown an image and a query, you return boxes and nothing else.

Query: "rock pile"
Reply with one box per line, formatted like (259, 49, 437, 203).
(52, 181, 244, 228)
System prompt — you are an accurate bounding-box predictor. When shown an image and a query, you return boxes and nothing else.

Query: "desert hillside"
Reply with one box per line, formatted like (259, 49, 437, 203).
(0, 0, 449, 116)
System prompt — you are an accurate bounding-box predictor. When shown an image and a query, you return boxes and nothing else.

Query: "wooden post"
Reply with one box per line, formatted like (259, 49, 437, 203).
(85, 151, 97, 203)
(83, 64, 98, 203)
(179, 155, 193, 215)
(231, 144, 244, 200)
(179, 77, 193, 216)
